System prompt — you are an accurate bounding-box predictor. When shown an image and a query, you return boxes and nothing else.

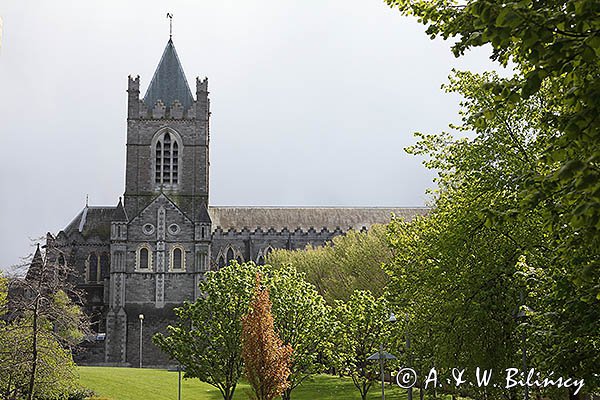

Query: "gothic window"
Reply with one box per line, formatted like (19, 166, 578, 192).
(218, 256, 225, 269)
(226, 248, 235, 265)
(154, 130, 181, 186)
(257, 255, 265, 265)
(170, 246, 185, 271)
(137, 245, 152, 270)
(88, 252, 98, 282)
(100, 253, 110, 279)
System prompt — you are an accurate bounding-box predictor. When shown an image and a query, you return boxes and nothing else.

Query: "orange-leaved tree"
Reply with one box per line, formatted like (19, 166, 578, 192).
(242, 273, 293, 400)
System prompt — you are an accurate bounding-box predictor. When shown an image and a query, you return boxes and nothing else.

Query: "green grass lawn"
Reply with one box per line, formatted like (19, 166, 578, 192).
(78, 366, 446, 400)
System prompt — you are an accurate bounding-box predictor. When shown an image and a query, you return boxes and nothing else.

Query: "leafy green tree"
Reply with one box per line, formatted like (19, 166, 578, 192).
(267, 267, 331, 400)
(385, 0, 600, 237)
(332, 290, 398, 400)
(384, 4, 600, 377)
(1, 253, 85, 400)
(268, 225, 393, 303)
(385, 70, 599, 397)
(154, 263, 330, 400)
(0, 321, 79, 400)
(154, 263, 252, 400)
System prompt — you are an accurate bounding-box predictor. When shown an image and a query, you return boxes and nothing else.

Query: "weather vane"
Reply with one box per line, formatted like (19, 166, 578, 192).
(166, 13, 173, 39)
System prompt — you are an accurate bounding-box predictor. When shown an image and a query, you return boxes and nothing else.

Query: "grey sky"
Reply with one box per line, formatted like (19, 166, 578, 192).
(0, 0, 501, 270)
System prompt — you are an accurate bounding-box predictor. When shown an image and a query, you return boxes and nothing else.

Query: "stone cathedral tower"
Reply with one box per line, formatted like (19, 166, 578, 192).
(124, 38, 210, 219)
(42, 36, 427, 366)
(104, 38, 213, 364)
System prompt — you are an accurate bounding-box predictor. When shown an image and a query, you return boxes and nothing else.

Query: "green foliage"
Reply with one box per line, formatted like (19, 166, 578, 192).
(0, 274, 6, 316)
(0, 313, 80, 399)
(1, 258, 86, 399)
(154, 263, 330, 400)
(382, 2, 599, 395)
(267, 267, 332, 400)
(153, 263, 252, 400)
(332, 291, 400, 400)
(385, 0, 600, 310)
(385, 70, 599, 396)
(268, 225, 393, 304)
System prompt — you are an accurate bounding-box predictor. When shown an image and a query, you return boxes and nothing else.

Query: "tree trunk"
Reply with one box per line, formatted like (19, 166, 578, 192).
(568, 387, 580, 400)
(26, 297, 39, 400)
(282, 387, 292, 400)
(361, 381, 368, 400)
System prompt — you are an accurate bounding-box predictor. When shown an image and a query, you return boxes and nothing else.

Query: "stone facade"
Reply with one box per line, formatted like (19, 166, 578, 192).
(42, 38, 428, 366)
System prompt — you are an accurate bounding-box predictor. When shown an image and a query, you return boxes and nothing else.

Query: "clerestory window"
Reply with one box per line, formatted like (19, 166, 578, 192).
(154, 131, 180, 186)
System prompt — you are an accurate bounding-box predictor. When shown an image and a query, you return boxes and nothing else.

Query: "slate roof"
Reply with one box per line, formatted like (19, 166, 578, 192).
(207, 206, 428, 231)
(63, 206, 118, 241)
(143, 39, 194, 110)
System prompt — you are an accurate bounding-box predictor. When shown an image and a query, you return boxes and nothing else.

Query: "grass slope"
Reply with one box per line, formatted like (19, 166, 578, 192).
(78, 367, 430, 400)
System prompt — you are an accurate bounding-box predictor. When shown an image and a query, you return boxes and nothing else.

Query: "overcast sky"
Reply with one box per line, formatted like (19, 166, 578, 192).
(0, 0, 502, 270)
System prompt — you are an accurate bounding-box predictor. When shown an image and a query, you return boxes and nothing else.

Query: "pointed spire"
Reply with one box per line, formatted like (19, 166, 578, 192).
(143, 39, 194, 110)
(26, 244, 44, 281)
(33, 243, 42, 261)
(113, 197, 128, 222)
(197, 203, 212, 223)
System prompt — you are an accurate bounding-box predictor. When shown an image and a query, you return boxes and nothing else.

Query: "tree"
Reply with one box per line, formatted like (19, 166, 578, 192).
(0, 320, 79, 400)
(1, 247, 88, 400)
(154, 262, 330, 400)
(385, 0, 600, 239)
(242, 274, 293, 400)
(384, 2, 600, 369)
(332, 290, 398, 400)
(268, 225, 393, 304)
(153, 263, 253, 400)
(267, 267, 331, 400)
(385, 70, 599, 397)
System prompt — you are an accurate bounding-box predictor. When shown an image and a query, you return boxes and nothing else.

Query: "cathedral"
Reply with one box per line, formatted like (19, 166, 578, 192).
(41, 38, 427, 365)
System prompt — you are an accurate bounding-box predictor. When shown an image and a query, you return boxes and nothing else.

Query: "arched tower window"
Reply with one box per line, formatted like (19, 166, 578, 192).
(154, 130, 181, 186)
